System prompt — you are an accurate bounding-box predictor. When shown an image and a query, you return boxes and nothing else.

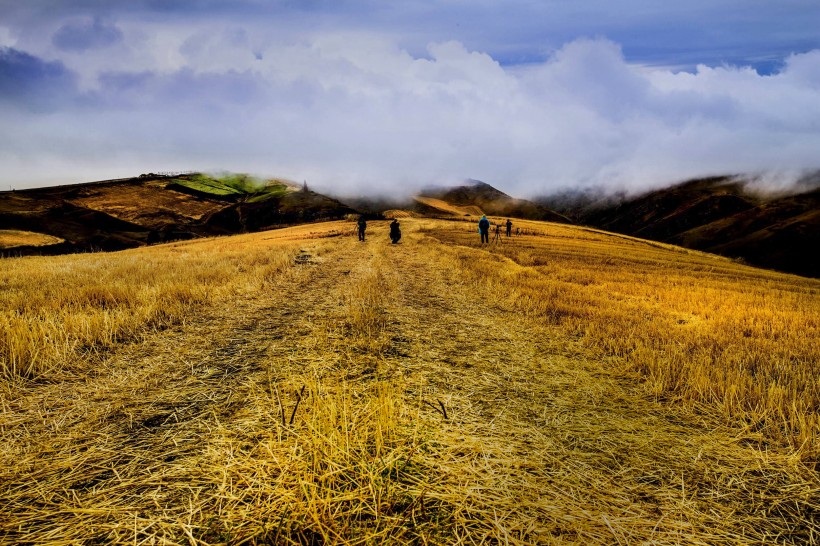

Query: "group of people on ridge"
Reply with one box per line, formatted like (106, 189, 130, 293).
(478, 215, 512, 243)
(357, 215, 511, 245)
(357, 217, 401, 244)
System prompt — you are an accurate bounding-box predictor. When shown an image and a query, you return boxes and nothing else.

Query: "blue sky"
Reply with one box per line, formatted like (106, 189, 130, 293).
(1, 0, 820, 194)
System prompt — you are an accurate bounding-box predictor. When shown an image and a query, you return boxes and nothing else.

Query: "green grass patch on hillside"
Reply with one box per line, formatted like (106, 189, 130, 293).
(170, 174, 243, 196)
(246, 184, 290, 202)
(170, 173, 291, 201)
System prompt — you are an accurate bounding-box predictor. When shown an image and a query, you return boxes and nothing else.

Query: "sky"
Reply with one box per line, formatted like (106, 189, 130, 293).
(1, 1, 820, 196)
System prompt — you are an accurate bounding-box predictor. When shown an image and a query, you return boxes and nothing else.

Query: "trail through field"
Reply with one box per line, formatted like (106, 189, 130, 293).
(1, 220, 817, 545)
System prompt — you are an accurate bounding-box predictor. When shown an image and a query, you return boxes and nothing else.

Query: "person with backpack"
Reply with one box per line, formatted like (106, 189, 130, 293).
(357, 216, 367, 241)
(389, 218, 401, 244)
(478, 215, 490, 244)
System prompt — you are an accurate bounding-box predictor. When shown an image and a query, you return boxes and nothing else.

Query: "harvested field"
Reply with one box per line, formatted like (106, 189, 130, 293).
(67, 180, 228, 227)
(414, 196, 485, 217)
(1, 218, 818, 544)
(382, 209, 420, 218)
(0, 229, 63, 249)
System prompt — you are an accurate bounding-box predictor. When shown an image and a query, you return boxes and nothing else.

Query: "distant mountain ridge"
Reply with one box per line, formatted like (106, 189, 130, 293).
(0, 173, 355, 256)
(416, 180, 571, 223)
(540, 175, 819, 277)
(4, 172, 816, 278)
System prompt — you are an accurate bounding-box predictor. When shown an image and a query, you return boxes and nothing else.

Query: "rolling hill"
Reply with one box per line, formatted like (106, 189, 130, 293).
(540, 175, 820, 277)
(416, 179, 571, 222)
(4, 172, 816, 279)
(0, 173, 356, 256)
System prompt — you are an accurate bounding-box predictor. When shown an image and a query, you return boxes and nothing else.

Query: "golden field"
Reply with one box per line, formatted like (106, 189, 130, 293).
(0, 229, 63, 249)
(0, 218, 818, 544)
(433, 217, 819, 456)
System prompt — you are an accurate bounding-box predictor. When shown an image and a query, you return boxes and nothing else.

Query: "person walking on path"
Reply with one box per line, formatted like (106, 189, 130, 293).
(357, 216, 367, 241)
(505, 219, 512, 237)
(478, 215, 490, 244)
(389, 219, 402, 244)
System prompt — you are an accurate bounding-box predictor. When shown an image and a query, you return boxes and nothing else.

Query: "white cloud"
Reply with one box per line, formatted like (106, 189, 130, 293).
(782, 49, 820, 89)
(0, 26, 16, 47)
(2, 32, 820, 196)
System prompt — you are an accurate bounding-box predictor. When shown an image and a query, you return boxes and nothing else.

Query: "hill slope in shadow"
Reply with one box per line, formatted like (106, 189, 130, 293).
(540, 175, 819, 277)
(0, 173, 356, 256)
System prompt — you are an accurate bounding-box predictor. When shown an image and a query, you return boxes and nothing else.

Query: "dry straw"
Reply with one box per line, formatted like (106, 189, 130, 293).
(1, 218, 818, 544)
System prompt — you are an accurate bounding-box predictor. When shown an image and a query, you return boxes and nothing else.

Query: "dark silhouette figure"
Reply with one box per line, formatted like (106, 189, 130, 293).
(505, 219, 512, 237)
(478, 215, 490, 244)
(389, 219, 401, 244)
(357, 217, 367, 241)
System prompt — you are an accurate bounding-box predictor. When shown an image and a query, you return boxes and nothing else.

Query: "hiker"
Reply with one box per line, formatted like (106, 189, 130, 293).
(389, 219, 401, 244)
(478, 215, 490, 244)
(357, 216, 367, 241)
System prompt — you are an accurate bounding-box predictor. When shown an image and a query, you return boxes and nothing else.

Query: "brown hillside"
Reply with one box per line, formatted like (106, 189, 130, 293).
(413, 196, 485, 217)
(544, 175, 819, 278)
(672, 188, 820, 277)
(0, 173, 356, 256)
(419, 180, 571, 222)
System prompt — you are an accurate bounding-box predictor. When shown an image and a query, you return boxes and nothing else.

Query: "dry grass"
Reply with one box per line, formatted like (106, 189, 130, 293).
(382, 210, 421, 219)
(67, 180, 229, 226)
(0, 229, 63, 249)
(413, 196, 484, 217)
(424, 216, 820, 460)
(1, 217, 818, 544)
(0, 221, 348, 383)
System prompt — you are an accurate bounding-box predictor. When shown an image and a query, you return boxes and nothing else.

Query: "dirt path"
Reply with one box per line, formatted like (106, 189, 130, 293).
(1, 221, 817, 544)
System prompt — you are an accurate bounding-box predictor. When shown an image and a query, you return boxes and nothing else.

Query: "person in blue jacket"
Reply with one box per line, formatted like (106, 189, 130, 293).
(478, 215, 490, 244)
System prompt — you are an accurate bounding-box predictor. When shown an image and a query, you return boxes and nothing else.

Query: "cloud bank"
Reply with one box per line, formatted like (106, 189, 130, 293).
(52, 16, 123, 52)
(1, 16, 820, 195)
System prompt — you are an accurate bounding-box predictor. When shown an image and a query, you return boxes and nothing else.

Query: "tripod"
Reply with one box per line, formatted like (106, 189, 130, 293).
(492, 225, 503, 244)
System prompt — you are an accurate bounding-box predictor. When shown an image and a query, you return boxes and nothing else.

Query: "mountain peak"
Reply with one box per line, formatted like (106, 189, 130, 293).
(416, 180, 569, 223)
